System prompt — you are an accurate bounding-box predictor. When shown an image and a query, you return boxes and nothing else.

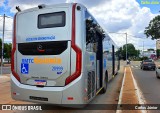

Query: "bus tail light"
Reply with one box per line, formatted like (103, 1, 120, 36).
(65, 47, 82, 85)
(65, 3, 82, 85)
(11, 14, 20, 82)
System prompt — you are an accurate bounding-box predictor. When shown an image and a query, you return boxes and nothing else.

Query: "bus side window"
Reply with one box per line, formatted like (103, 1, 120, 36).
(85, 12, 97, 52)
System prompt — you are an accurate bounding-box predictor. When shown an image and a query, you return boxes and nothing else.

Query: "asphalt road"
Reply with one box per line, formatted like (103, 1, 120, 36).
(130, 61, 160, 104)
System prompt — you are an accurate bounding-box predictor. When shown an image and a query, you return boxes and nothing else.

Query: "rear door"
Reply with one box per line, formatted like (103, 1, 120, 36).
(16, 6, 71, 86)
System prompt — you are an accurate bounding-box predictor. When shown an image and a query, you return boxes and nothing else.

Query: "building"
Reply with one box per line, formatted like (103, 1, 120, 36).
(139, 50, 156, 59)
(156, 40, 160, 50)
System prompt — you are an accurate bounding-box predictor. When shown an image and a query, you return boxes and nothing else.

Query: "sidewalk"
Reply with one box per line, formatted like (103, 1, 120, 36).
(3, 64, 11, 67)
(0, 74, 33, 105)
(117, 66, 145, 113)
(0, 74, 10, 84)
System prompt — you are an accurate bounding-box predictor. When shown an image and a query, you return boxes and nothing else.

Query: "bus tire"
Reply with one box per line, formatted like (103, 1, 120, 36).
(100, 73, 108, 94)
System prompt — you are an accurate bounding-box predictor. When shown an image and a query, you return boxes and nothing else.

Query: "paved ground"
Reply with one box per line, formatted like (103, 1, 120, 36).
(118, 66, 141, 113)
(130, 61, 160, 113)
(1, 61, 160, 113)
(130, 61, 160, 104)
(0, 63, 11, 74)
(0, 65, 124, 113)
(0, 67, 11, 74)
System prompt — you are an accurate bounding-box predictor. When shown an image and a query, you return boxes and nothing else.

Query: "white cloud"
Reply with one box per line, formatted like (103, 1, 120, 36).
(86, 0, 157, 50)
(130, 7, 156, 38)
(0, 15, 13, 42)
(0, 0, 4, 6)
(66, 0, 109, 8)
(0, 0, 158, 50)
(8, 0, 66, 13)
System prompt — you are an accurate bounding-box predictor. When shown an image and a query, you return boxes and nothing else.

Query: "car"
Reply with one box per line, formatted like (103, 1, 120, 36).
(140, 60, 156, 70)
(156, 66, 160, 79)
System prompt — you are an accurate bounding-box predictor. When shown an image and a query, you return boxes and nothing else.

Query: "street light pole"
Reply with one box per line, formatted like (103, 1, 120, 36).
(143, 41, 144, 57)
(1, 14, 5, 75)
(126, 33, 127, 64)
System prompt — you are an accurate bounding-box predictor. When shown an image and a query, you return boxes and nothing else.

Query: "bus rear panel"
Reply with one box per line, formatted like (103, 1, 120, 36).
(11, 3, 86, 105)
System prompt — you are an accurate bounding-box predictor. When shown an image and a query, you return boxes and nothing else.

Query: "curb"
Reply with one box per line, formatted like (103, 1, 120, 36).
(116, 67, 126, 113)
(116, 66, 147, 113)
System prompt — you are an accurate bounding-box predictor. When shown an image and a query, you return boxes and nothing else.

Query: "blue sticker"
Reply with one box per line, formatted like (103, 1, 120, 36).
(21, 63, 29, 74)
(90, 55, 94, 61)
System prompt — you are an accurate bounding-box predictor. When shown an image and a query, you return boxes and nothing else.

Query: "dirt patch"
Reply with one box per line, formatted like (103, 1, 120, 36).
(119, 66, 142, 113)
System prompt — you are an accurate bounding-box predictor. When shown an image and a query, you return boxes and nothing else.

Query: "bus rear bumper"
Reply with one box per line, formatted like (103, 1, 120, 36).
(11, 74, 86, 105)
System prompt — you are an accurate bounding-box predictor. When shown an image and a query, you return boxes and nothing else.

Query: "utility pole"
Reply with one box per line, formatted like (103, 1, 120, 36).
(126, 33, 127, 64)
(143, 41, 144, 57)
(1, 14, 5, 75)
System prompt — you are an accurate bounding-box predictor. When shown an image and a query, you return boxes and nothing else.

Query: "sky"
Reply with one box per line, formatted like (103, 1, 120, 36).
(0, 0, 159, 50)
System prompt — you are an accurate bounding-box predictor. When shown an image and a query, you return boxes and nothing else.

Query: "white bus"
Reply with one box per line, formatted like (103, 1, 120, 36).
(11, 3, 120, 106)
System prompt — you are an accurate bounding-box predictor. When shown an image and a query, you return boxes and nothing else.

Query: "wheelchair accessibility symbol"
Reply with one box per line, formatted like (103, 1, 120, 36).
(21, 63, 29, 74)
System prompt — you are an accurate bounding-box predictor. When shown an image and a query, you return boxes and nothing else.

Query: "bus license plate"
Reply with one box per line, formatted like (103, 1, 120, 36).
(35, 80, 46, 86)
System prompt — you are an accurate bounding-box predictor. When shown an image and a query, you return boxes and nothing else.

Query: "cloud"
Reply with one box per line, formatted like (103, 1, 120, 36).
(109, 33, 156, 50)
(66, 0, 109, 8)
(130, 7, 156, 38)
(0, 0, 4, 6)
(8, 0, 66, 13)
(85, 0, 157, 49)
(0, 15, 13, 42)
(0, 0, 158, 50)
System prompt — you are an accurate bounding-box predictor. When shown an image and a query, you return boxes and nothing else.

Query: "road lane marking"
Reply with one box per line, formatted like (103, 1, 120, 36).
(131, 65, 140, 68)
(116, 67, 147, 113)
(129, 67, 147, 113)
(116, 67, 126, 113)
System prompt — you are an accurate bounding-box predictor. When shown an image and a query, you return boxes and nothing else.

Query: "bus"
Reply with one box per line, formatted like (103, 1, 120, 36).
(11, 3, 120, 106)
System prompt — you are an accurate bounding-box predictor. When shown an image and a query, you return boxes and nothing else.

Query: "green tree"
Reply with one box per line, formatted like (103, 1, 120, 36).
(144, 15, 160, 40)
(147, 48, 154, 51)
(119, 43, 140, 60)
(4, 43, 12, 59)
(0, 38, 12, 62)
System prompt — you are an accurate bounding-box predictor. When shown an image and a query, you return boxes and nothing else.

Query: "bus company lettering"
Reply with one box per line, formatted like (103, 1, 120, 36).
(26, 36, 55, 42)
(22, 57, 62, 64)
(34, 57, 62, 64)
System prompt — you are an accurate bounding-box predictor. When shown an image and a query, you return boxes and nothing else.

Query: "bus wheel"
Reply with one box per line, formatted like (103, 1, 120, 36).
(100, 75, 108, 94)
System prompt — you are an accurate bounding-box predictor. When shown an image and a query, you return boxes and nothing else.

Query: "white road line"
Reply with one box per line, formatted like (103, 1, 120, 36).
(116, 67, 126, 113)
(129, 67, 147, 113)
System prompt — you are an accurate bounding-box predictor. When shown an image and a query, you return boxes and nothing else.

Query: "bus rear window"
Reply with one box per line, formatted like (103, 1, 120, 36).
(38, 11, 65, 29)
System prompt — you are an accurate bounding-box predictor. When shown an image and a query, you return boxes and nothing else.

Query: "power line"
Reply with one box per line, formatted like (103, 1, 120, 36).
(127, 34, 145, 39)
(109, 32, 146, 39)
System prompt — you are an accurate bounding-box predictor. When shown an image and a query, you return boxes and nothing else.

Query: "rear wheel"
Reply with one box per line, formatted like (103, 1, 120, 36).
(156, 72, 160, 79)
(142, 66, 145, 70)
(100, 74, 108, 94)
